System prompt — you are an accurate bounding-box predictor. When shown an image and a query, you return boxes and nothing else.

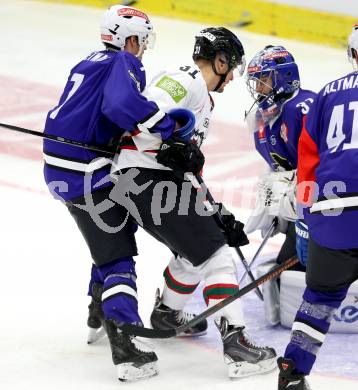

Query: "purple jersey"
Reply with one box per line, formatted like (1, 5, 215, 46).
(254, 89, 316, 171)
(43, 50, 175, 201)
(298, 72, 358, 249)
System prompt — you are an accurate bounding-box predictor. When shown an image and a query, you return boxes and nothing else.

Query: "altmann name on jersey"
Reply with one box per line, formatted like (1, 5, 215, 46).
(323, 73, 358, 96)
(156, 76, 187, 103)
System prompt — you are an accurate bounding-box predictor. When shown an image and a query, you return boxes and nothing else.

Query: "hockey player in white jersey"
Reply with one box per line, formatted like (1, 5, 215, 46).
(111, 27, 277, 378)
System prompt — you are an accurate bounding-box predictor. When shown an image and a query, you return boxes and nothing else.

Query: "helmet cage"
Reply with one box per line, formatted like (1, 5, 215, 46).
(348, 24, 358, 71)
(246, 46, 300, 111)
(246, 69, 274, 104)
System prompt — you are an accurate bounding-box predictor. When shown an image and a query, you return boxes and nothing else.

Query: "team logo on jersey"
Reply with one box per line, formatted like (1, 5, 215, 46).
(270, 152, 293, 171)
(280, 123, 288, 143)
(270, 135, 276, 145)
(156, 76, 187, 103)
(258, 124, 266, 144)
(193, 128, 205, 146)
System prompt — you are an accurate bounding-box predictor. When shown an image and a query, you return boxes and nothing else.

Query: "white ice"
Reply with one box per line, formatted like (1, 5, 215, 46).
(0, 1, 356, 389)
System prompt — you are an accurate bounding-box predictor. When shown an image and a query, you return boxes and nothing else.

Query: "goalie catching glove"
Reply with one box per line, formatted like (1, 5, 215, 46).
(156, 108, 205, 175)
(244, 169, 297, 236)
(218, 203, 249, 247)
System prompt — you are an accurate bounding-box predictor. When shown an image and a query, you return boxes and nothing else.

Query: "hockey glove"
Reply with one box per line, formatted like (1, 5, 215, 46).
(218, 203, 249, 247)
(167, 108, 196, 141)
(156, 137, 205, 175)
(295, 220, 309, 266)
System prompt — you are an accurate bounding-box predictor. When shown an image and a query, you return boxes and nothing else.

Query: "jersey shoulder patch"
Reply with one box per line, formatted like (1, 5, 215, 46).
(155, 74, 188, 103)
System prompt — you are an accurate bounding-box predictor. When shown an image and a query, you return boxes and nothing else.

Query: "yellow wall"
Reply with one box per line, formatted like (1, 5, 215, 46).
(42, 0, 356, 48)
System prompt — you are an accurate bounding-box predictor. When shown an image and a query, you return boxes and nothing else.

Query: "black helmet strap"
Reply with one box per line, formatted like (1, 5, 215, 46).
(211, 53, 233, 92)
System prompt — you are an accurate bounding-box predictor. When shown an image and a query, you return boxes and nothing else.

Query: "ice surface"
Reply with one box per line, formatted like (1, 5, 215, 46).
(0, 1, 357, 389)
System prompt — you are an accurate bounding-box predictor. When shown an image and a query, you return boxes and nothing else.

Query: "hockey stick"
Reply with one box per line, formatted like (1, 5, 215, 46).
(238, 218, 277, 285)
(0, 122, 116, 156)
(195, 175, 264, 301)
(121, 256, 299, 338)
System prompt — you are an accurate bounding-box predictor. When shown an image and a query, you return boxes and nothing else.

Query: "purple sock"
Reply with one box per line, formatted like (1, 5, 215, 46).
(99, 257, 143, 325)
(87, 263, 104, 296)
(284, 286, 348, 375)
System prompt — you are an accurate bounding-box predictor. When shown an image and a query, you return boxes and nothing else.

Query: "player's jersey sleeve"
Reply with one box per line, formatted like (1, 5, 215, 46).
(284, 91, 316, 165)
(101, 52, 175, 139)
(297, 96, 321, 206)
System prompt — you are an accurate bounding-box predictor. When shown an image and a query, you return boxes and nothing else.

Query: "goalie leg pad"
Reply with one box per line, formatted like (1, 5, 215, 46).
(256, 258, 281, 326)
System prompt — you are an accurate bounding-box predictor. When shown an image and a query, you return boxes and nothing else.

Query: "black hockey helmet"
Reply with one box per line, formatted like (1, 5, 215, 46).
(193, 27, 245, 74)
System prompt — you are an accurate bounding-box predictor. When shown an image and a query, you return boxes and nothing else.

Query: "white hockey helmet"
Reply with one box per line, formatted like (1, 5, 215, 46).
(100, 5, 155, 51)
(348, 23, 358, 69)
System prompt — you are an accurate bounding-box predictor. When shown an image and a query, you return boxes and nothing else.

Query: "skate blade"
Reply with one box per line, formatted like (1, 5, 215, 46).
(87, 326, 106, 344)
(225, 356, 277, 378)
(117, 361, 159, 382)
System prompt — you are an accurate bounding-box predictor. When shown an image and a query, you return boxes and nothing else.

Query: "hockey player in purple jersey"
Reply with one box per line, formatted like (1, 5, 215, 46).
(244, 46, 316, 324)
(277, 24, 358, 389)
(43, 4, 193, 382)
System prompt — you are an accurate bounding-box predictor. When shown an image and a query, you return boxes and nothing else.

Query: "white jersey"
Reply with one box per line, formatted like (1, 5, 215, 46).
(113, 64, 213, 171)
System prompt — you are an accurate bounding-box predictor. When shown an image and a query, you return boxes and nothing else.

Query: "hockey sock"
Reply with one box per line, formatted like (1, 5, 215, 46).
(99, 257, 143, 325)
(191, 245, 245, 326)
(162, 257, 200, 310)
(203, 273, 245, 326)
(284, 286, 348, 375)
(87, 263, 104, 296)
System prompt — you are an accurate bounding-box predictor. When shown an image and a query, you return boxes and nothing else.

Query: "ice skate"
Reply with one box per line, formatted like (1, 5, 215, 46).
(87, 282, 105, 344)
(216, 317, 277, 378)
(104, 319, 159, 381)
(150, 288, 207, 336)
(277, 357, 311, 389)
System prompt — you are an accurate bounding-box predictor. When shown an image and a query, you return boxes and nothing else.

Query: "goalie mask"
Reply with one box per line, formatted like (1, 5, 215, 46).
(100, 5, 155, 55)
(246, 46, 300, 123)
(193, 27, 246, 91)
(348, 23, 358, 71)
